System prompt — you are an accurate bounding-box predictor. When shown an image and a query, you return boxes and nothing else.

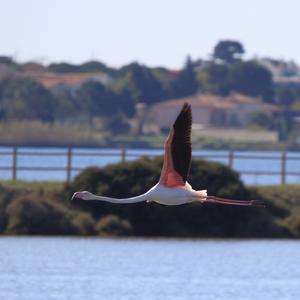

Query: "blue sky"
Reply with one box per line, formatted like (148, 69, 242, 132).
(1, 0, 299, 68)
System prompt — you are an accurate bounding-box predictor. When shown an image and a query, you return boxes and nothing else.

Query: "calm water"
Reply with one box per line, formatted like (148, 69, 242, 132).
(1, 147, 300, 185)
(0, 237, 299, 300)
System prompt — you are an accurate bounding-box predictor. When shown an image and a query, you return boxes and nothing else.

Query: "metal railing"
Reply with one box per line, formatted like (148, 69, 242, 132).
(1, 147, 300, 184)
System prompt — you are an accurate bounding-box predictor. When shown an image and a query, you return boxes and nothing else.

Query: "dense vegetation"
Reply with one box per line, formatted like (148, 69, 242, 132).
(1, 40, 300, 144)
(0, 157, 298, 238)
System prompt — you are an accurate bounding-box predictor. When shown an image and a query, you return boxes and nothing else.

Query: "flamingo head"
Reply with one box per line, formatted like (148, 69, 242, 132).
(72, 191, 94, 201)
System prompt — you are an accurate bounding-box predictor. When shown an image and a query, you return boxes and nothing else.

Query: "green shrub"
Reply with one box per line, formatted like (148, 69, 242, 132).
(0, 185, 14, 233)
(0, 184, 95, 236)
(68, 157, 283, 237)
(95, 215, 132, 236)
(72, 213, 96, 235)
(5, 196, 77, 235)
(250, 185, 300, 237)
(1, 158, 298, 238)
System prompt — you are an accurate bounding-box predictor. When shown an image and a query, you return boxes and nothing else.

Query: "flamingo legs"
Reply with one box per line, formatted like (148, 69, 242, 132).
(197, 195, 265, 207)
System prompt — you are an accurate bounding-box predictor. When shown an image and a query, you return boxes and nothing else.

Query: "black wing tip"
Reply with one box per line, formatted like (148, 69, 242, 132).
(175, 102, 192, 123)
(180, 102, 192, 120)
(171, 101, 192, 183)
(182, 102, 191, 111)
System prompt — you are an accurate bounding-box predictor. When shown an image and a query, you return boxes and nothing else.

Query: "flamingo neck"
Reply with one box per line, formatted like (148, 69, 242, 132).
(90, 193, 148, 204)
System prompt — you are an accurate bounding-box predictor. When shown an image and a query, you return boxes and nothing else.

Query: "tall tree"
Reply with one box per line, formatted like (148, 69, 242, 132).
(47, 63, 80, 73)
(169, 56, 199, 98)
(114, 62, 165, 104)
(76, 81, 135, 119)
(0, 78, 55, 122)
(54, 90, 79, 121)
(0, 56, 14, 65)
(47, 60, 115, 75)
(229, 61, 273, 101)
(197, 63, 231, 95)
(213, 40, 245, 64)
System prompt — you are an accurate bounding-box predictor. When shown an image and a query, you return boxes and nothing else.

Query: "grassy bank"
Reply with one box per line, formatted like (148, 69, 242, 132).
(108, 134, 287, 150)
(0, 121, 292, 150)
(3, 181, 64, 190)
(0, 121, 107, 147)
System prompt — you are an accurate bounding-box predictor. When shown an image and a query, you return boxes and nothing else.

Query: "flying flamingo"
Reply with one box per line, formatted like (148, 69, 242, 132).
(72, 103, 264, 207)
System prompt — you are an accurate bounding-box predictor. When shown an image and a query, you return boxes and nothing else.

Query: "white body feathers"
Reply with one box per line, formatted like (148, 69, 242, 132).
(77, 183, 207, 206)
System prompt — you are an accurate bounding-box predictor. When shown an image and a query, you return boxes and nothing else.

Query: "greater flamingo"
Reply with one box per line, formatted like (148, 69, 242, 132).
(72, 103, 264, 207)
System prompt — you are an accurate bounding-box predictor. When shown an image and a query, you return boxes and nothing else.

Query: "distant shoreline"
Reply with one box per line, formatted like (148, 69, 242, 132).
(0, 141, 295, 151)
(0, 235, 298, 240)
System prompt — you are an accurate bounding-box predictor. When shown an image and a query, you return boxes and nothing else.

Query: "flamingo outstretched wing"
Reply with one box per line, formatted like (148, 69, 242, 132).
(159, 103, 192, 187)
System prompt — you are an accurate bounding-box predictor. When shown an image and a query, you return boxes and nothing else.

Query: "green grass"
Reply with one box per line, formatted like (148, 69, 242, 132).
(0, 121, 107, 146)
(0, 120, 293, 150)
(110, 133, 287, 150)
(108, 134, 167, 148)
(1, 180, 64, 191)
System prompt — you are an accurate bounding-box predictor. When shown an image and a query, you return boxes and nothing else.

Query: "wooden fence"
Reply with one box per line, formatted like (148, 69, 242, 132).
(1, 147, 300, 184)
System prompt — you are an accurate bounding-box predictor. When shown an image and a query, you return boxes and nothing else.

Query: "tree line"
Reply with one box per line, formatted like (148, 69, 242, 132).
(0, 40, 300, 137)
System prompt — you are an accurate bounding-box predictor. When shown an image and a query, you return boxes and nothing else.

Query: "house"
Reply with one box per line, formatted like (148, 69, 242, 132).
(139, 93, 277, 133)
(258, 58, 300, 86)
(20, 70, 111, 94)
(0, 61, 112, 94)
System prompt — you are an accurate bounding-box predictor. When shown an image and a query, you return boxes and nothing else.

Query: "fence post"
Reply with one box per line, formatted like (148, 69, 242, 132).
(66, 147, 72, 183)
(281, 152, 286, 185)
(228, 150, 234, 168)
(121, 148, 126, 163)
(12, 147, 17, 181)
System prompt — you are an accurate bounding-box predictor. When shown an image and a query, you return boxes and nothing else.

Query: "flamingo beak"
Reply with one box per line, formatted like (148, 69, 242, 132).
(71, 192, 80, 201)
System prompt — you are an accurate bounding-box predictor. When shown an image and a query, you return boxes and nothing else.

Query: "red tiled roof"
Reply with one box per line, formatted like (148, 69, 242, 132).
(262, 104, 280, 111)
(152, 93, 277, 111)
(20, 71, 108, 88)
(21, 62, 45, 72)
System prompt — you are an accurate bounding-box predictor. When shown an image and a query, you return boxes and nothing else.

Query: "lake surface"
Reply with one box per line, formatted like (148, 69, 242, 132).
(1, 147, 300, 185)
(0, 237, 299, 300)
